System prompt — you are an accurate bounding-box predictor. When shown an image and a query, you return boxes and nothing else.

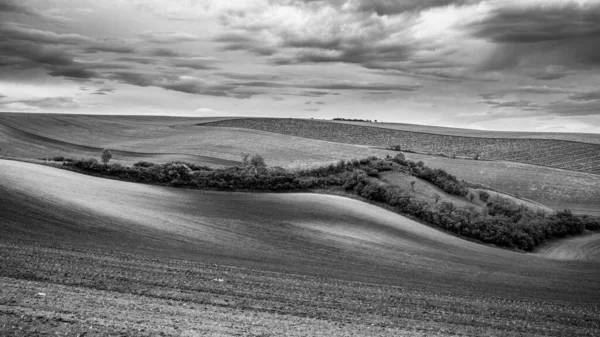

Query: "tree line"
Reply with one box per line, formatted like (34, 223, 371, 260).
(59, 152, 600, 251)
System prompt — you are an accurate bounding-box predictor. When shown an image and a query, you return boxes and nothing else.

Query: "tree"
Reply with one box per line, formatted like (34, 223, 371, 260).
(410, 180, 416, 192)
(433, 193, 441, 204)
(249, 154, 266, 168)
(241, 153, 250, 167)
(101, 149, 112, 164)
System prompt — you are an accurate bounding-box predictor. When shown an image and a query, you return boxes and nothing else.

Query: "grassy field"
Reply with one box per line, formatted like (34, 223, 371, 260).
(0, 113, 390, 168)
(404, 153, 600, 216)
(535, 232, 600, 263)
(1, 160, 599, 336)
(1, 113, 598, 215)
(333, 120, 600, 144)
(206, 118, 600, 174)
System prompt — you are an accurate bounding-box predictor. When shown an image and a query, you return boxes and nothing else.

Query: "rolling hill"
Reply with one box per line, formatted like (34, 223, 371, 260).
(1, 113, 599, 216)
(1, 159, 600, 336)
(206, 118, 600, 174)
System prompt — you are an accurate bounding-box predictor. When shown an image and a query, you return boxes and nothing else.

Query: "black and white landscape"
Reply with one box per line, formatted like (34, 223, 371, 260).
(1, 1, 599, 336)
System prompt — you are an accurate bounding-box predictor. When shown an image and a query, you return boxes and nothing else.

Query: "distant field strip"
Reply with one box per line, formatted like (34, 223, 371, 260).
(206, 118, 600, 174)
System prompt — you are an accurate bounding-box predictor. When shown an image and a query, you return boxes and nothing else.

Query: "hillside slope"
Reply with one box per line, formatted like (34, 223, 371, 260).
(333, 120, 600, 144)
(206, 118, 600, 174)
(0, 159, 597, 291)
(1, 113, 598, 215)
(2, 159, 600, 336)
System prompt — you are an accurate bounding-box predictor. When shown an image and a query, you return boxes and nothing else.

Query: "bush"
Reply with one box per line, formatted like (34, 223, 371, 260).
(101, 149, 112, 164)
(478, 190, 490, 202)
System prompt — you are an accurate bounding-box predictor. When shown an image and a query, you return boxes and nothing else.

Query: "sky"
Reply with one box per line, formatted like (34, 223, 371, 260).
(1, 0, 600, 133)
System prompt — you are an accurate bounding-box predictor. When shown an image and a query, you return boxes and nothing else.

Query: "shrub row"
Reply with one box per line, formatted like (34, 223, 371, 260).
(63, 155, 599, 251)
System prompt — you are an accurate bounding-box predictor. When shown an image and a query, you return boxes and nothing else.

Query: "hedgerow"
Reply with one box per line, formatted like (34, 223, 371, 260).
(62, 155, 599, 251)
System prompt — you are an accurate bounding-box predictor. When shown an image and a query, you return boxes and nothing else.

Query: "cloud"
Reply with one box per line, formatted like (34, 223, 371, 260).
(514, 86, 572, 95)
(569, 90, 600, 102)
(47, 67, 99, 79)
(147, 48, 182, 57)
(351, 0, 479, 16)
(217, 72, 286, 81)
(0, 40, 74, 66)
(140, 31, 199, 43)
(470, 1, 600, 74)
(107, 71, 162, 87)
(0, 97, 81, 111)
(546, 100, 600, 116)
(0, 22, 92, 45)
(170, 57, 219, 70)
(91, 87, 115, 95)
(213, 33, 277, 56)
(160, 77, 262, 98)
(116, 57, 157, 65)
(0, 23, 136, 55)
(212, 1, 480, 80)
(0, 0, 68, 22)
(299, 90, 338, 97)
(479, 99, 542, 111)
(301, 81, 421, 91)
(469, 2, 600, 44)
(85, 40, 136, 54)
(107, 72, 262, 99)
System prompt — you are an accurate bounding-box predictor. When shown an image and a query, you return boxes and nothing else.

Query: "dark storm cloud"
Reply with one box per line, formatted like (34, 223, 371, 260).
(469, 3, 600, 44)
(47, 67, 99, 79)
(0, 40, 74, 66)
(569, 90, 600, 102)
(470, 3, 600, 73)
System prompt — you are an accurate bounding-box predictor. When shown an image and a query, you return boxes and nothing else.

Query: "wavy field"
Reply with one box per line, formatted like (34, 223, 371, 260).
(1, 113, 599, 215)
(207, 118, 600, 174)
(0, 113, 390, 168)
(536, 232, 600, 263)
(333, 120, 600, 144)
(1, 159, 599, 336)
